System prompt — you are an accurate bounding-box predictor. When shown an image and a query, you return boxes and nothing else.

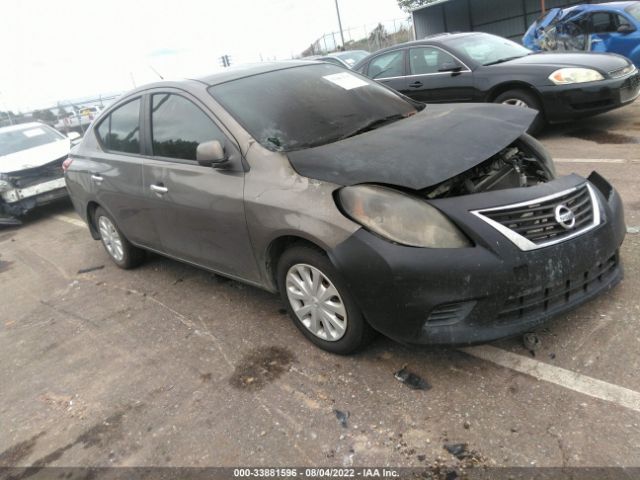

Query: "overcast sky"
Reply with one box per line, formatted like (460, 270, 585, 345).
(0, 0, 407, 112)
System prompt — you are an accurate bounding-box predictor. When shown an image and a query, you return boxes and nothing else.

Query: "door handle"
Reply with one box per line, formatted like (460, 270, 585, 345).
(150, 184, 168, 194)
(409, 81, 423, 88)
(91, 174, 103, 183)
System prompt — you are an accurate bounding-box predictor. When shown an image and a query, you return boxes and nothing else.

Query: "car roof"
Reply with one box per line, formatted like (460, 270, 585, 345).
(0, 122, 48, 133)
(572, 1, 637, 12)
(353, 31, 479, 65)
(194, 61, 314, 86)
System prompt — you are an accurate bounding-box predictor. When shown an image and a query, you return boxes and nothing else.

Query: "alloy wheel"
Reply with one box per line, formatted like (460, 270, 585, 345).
(285, 263, 347, 341)
(98, 215, 124, 262)
(501, 98, 529, 108)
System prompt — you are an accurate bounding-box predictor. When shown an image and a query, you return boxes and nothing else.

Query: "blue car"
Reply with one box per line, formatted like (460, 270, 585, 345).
(523, 1, 640, 66)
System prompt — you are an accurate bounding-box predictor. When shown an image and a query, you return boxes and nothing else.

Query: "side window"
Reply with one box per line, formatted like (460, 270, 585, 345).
(616, 14, 633, 29)
(151, 93, 225, 161)
(409, 47, 458, 75)
(591, 12, 616, 33)
(96, 98, 141, 154)
(367, 50, 405, 79)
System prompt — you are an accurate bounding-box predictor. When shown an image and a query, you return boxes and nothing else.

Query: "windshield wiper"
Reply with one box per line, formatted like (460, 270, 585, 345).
(483, 55, 526, 66)
(339, 114, 407, 140)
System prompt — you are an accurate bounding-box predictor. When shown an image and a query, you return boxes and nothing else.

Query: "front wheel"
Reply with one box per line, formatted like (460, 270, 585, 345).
(493, 89, 545, 135)
(94, 207, 145, 269)
(277, 245, 374, 354)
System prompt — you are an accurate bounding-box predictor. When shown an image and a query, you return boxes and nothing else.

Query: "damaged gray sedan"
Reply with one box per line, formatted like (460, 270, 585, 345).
(64, 62, 625, 354)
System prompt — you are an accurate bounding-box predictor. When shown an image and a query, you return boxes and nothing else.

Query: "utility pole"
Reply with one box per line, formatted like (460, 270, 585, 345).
(541, 0, 546, 14)
(334, 0, 345, 49)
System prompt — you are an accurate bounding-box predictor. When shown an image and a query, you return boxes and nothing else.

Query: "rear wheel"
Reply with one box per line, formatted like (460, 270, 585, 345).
(277, 245, 374, 354)
(494, 89, 545, 135)
(94, 207, 145, 269)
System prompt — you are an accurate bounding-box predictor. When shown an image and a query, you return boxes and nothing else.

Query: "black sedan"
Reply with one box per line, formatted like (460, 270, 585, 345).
(353, 32, 640, 132)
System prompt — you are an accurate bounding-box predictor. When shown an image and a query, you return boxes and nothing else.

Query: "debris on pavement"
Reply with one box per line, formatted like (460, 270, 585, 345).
(444, 443, 469, 460)
(77, 265, 104, 274)
(333, 409, 349, 428)
(626, 226, 639, 234)
(394, 366, 431, 390)
(463, 420, 471, 430)
(523, 332, 541, 356)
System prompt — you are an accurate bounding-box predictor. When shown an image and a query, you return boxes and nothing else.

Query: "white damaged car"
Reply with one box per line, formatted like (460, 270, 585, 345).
(0, 122, 80, 224)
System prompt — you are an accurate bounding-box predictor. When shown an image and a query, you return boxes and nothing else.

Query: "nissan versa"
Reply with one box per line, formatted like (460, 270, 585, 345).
(64, 62, 625, 354)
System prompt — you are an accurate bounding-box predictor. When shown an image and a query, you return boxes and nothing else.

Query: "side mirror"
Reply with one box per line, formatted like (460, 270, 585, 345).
(196, 140, 228, 167)
(67, 131, 81, 141)
(438, 62, 463, 73)
(618, 24, 636, 34)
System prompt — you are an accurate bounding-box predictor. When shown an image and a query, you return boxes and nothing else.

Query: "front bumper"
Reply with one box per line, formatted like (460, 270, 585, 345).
(538, 72, 640, 123)
(330, 173, 625, 345)
(0, 177, 68, 217)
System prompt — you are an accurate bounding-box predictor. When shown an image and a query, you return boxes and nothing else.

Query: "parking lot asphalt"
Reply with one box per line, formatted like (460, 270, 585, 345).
(1, 101, 639, 472)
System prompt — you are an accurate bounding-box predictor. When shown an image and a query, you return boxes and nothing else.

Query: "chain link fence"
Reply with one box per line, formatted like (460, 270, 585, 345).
(301, 17, 414, 57)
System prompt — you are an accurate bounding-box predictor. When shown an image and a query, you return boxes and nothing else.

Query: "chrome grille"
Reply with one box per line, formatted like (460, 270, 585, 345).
(471, 184, 600, 251)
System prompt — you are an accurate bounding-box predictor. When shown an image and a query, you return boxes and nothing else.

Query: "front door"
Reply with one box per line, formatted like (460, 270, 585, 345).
(403, 46, 476, 103)
(366, 49, 408, 92)
(142, 91, 259, 283)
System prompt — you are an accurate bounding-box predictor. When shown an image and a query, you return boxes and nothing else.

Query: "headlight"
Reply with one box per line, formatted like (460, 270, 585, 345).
(337, 184, 471, 248)
(549, 68, 604, 85)
(0, 174, 13, 193)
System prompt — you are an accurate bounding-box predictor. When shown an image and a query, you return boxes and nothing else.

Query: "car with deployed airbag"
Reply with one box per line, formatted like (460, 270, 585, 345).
(64, 62, 625, 354)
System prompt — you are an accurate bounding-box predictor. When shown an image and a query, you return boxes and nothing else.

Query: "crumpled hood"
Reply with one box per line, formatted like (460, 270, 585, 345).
(0, 138, 70, 174)
(286, 103, 536, 190)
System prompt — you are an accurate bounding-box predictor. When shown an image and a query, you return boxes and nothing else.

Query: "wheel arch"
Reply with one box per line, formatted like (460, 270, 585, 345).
(86, 201, 101, 240)
(264, 234, 331, 292)
(486, 81, 543, 103)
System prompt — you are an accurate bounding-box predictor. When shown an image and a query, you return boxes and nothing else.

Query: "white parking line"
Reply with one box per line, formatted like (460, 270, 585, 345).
(52, 214, 86, 228)
(461, 345, 640, 413)
(554, 158, 627, 163)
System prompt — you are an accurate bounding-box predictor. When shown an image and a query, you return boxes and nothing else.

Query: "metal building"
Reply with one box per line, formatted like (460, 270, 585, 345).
(412, 0, 601, 42)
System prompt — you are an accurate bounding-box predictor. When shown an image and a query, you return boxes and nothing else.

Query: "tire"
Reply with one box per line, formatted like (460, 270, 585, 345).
(493, 89, 545, 135)
(277, 244, 374, 355)
(94, 207, 145, 269)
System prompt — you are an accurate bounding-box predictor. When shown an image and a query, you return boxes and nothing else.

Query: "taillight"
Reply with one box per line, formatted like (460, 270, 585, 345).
(62, 157, 73, 172)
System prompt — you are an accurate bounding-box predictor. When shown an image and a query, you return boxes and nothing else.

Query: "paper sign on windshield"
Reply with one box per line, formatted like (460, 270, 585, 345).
(323, 72, 369, 90)
(23, 128, 46, 137)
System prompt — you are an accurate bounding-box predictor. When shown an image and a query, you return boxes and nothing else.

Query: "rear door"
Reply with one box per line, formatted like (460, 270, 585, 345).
(141, 90, 259, 282)
(404, 46, 475, 103)
(365, 49, 408, 92)
(92, 97, 152, 246)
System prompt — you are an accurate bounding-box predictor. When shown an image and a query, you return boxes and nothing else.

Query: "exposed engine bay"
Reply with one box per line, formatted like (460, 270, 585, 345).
(424, 140, 556, 199)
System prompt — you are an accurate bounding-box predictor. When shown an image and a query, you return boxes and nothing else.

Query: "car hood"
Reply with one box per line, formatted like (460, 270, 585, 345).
(0, 138, 70, 174)
(501, 52, 630, 72)
(286, 103, 536, 190)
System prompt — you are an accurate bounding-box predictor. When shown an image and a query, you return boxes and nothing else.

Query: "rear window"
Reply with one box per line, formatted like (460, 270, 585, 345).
(0, 125, 65, 156)
(208, 64, 416, 152)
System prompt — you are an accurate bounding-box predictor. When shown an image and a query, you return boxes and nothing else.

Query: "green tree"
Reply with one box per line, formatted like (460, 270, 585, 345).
(32, 109, 57, 124)
(397, 0, 437, 12)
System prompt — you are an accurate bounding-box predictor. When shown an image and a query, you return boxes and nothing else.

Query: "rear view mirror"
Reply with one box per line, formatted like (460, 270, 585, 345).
(196, 140, 228, 167)
(618, 24, 636, 34)
(438, 62, 462, 73)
